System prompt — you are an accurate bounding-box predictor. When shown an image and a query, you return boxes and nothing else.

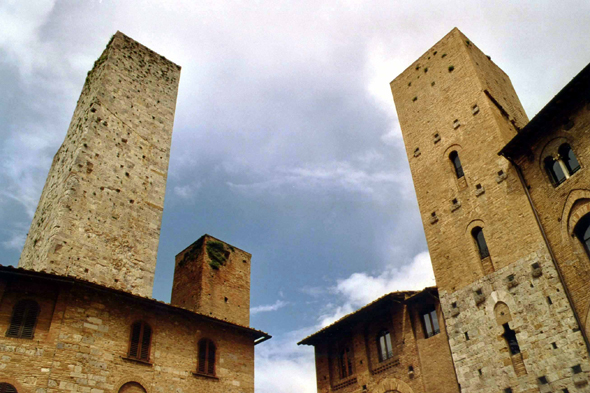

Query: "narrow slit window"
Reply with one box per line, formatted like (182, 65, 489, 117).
(377, 330, 393, 362)
(449, 151, 464, 179)
(198, 338, 216, 376)
(6, 299, 39, 339)
(472, 227, 490, 259)
(338, 345, 354, 379)
(503, 323, 520, 355)
(128, 321, 152, 361)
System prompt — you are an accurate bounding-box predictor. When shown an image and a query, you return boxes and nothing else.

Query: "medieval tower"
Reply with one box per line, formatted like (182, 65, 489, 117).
(2, 32, 268, 393)
(18, 32, 181, 297)
(391, 28, 590, 392)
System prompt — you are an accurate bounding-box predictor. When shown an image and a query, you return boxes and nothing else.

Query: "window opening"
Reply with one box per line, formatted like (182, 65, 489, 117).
(128, 321, 152, 361)
(539, 376, 548, 384)
(503, 323, 520, 355)
(472, 227, 490, 259)
(574, 214, 590, 257)
(465, 332, 470, 341)
(449, 151, 464, 178)
(547, 296, 553, 305)
(198, 338, 216, 375)
(0, 384, 17, 393)
(559, 144, 581, 174)
(377, 330, 394, 362)
(545, 156, 567, 185)
(504, 388, 513, 393)
(422, 307, 440, 338)
(552, 342, 557, 349)
(6, 299, 39, 339)
(573, 364, 583, 374)
(338, 345, 354, 379)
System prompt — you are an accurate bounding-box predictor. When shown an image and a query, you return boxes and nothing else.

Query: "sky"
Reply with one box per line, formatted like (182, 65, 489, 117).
(2, 1, 590, 392)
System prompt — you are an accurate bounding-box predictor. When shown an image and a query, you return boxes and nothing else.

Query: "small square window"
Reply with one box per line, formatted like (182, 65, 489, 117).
(539, 376, 548, 385)
(452, 302, 457, 308)
(504, 388, 512, 393)
(552, 342, 557, 349)
(507, 274, 515, 282)
(475, 289, 483, 296)
(532, 262, 540, 269)
(422, 307, 440, 338)
(573, 364, 583, 374)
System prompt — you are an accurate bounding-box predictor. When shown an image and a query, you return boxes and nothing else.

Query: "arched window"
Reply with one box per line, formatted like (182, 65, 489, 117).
(449, 151, 464, 179)
(338, 345, 354, 379)
(128, 321, 152, 361)
(545, 156, 567, 186)
(377, 330, 393, 362)
(559, 144, 580, 175)
(0, 384, 17, 393)
(6, 299, 39, 339)
(472, 227, 490, 259)
(198, 338, 216, 376)
(574, 214, 590, 257)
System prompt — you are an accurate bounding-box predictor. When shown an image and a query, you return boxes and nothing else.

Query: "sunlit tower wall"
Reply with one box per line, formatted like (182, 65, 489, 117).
(19, 32, 181, 297)
(390, 28, 590, 392)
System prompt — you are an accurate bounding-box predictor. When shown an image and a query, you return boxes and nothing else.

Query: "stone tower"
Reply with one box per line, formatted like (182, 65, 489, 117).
(391, 28, 590, 392)
(171, 235, 251, 326)
(19, 32, 181, 297)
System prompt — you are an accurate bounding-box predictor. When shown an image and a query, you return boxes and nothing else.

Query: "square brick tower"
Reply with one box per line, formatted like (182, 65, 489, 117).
(391, 28, 590, 392)
(171, 235, 251, 326)
(18, 32, 181, 297)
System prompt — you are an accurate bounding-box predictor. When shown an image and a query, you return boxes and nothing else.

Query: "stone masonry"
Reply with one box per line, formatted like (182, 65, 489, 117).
(18, 32, 181, 297)
(390, 28, 590, 393)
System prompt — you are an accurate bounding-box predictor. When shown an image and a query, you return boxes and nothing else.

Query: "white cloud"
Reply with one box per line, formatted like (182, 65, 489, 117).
(318, 251, 435, 327)
(251, 299, 288, 315)
(173, 181, 202, 200)
(256, 327, 317, 393)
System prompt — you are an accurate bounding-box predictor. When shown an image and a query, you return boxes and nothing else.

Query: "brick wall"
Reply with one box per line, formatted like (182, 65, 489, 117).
(171, 235, 251, 327)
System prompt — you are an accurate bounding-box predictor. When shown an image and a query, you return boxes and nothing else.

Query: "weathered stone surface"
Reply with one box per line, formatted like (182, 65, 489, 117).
(18, 32, 181, 298)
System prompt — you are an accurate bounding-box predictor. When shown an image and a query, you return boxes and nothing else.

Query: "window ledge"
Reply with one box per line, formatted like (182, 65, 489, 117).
(121, 356, 153, 366)
(192, 372, 219, 380)
(372, 357, 400, 375)
(332, 376, 357, 390)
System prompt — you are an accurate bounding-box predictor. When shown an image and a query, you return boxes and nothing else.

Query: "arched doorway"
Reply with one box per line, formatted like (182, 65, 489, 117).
(376, 377, 414, 393)
(118, 382, 147, 393)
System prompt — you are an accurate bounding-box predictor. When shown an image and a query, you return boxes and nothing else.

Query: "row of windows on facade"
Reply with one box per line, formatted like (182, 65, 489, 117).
(449, 143, 580, 188)
(469, 212, 590, 270)
(337, 306, 440, 380)
(5, 300, 217, 376)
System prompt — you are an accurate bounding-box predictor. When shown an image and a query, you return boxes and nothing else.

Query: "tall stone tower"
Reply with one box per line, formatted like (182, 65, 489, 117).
(19, 32, 181, 297)
(391, 28, 590, 392)
(171, 235, 251, 326)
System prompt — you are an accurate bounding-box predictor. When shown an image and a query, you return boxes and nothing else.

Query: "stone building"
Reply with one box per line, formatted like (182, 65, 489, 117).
(298, 288, 459, 393)
(302, 28, 590, 393)
(1, 32, 269, 393)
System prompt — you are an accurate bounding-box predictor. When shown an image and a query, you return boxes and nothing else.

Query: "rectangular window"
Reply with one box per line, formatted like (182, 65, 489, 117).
(338, 346, 354, 379)
(422, 307, 440, 338)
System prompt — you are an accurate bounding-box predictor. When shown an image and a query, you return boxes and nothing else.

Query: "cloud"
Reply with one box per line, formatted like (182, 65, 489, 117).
(256, 327, 317, 393)
(317, 251, 435, 327)
(251, 300, 288, 315)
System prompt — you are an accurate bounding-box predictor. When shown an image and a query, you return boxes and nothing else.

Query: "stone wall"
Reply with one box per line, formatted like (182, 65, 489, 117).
(18, 32, 181, 297)
(513, 98, 590, 343)
(0, 271, 258, 393)
(171, 235, 251, 327)
(441, 246, 590, 392)
(390, 28, 543, 295)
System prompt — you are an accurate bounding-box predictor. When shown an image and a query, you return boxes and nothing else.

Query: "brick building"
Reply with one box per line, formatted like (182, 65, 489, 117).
(301, 28, 590, 393)
(1, 32, 269, 393)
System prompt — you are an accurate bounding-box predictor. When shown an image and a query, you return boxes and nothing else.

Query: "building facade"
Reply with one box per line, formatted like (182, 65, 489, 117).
(2, 32, 269, 393)
(303, 28, 590, 393)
